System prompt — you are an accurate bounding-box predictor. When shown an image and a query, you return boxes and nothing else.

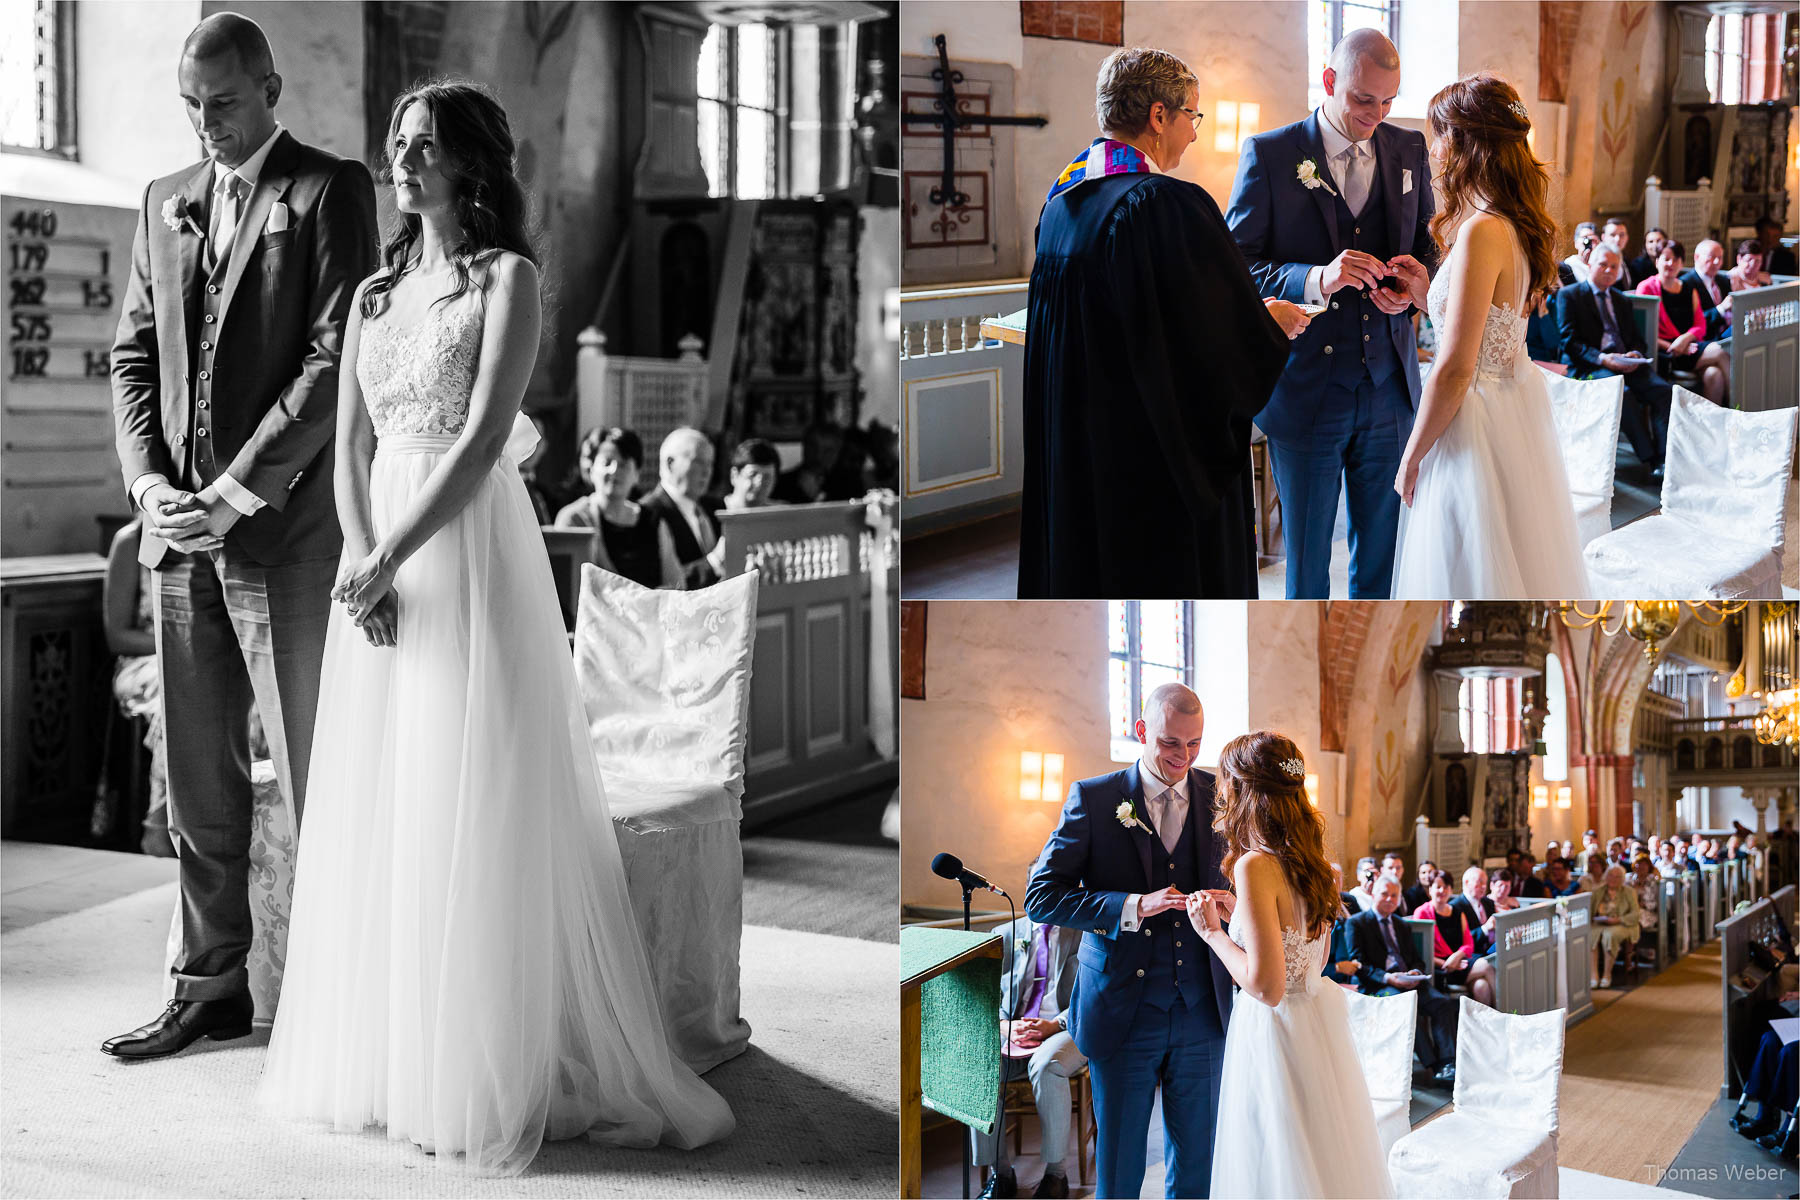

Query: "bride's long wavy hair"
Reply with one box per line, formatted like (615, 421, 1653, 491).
(360, 79, 541, 320)
(1212, 732, 1341, 940)
(1428, 73, 1559, 307)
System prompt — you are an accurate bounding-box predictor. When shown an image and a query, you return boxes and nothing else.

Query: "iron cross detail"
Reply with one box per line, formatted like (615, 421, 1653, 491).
(903, 34, 1047, 209)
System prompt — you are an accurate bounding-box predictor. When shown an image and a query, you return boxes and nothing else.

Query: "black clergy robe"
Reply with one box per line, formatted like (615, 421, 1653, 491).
(1018, 172, 1290, 599)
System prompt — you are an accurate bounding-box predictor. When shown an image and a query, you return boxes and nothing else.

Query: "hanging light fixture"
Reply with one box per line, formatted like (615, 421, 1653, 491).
(1554, 600, 1747, 663)
(1753, 688, 1797, 747)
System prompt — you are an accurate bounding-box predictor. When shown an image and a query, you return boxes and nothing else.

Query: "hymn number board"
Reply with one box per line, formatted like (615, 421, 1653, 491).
(2, 194, 135, 556)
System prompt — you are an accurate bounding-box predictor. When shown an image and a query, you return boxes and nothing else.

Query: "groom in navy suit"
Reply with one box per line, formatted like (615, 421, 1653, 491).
(1226, 29, 1436, 599)
(1025, 683, 1235, 1199)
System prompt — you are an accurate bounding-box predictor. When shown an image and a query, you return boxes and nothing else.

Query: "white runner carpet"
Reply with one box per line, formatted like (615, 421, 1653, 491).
(2, 882, 895, 1198)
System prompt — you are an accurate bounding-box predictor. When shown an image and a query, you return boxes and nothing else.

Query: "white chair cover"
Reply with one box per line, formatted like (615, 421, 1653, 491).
(1389, 998, 1565, 1199)
(163, 759, 295, 1024)
(1342, 987, 1418, 1156)
(573, 564, 759, 1072)
(1539, 367, 1623, 547)
(1585, 388, 1798, 598)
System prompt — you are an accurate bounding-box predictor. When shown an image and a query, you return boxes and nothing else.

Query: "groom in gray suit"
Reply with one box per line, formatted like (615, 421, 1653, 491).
(103, 12, 376, 1057)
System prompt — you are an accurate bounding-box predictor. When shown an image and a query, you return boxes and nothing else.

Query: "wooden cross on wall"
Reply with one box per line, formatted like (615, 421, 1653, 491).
(902, 34, 1047, 210)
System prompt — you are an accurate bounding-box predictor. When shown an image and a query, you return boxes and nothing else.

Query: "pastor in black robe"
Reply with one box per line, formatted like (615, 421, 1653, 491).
(1019, 172, 1290, 599)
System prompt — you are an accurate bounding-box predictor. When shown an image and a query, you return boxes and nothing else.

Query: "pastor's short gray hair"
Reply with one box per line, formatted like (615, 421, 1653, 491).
(1095, 46, 1197, 138)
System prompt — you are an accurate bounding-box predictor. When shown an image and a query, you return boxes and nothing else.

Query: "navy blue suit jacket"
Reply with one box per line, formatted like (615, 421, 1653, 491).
(1345, 906, 1429, 993)
(1225, 112, 1436, 436)
(1555, 279, 1650, 374)
(1024, 762, 1234, 1060)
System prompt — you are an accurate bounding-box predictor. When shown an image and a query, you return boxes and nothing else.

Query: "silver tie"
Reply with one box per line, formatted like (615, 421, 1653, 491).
(1155, 787, 1181, 855)
(1342, 143, 1369, 217)
(211, 173, 245, 271)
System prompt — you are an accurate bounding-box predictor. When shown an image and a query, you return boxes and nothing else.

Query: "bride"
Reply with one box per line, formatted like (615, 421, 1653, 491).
(1389, 73, 1590, 599)
(256, 81, 733, 1173)
(1187, 732, 1392, 1198)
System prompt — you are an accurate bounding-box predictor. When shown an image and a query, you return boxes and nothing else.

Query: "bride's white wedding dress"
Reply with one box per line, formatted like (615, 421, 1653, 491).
(257, 284, 734, 1174)
(1210, 900, 1393, 1198)
(1391, 217, 1591, 598)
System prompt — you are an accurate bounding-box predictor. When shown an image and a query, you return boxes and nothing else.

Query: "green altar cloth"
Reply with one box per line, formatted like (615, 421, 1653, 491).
(900, 926, 1002, 1135)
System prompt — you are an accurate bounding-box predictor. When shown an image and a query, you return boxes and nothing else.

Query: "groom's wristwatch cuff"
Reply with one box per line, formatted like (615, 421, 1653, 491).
(216, 472, 267, 517)
(129, 471, 169, 512)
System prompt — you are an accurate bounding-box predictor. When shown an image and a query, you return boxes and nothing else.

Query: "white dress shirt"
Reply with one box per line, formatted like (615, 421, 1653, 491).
(130, 124, 287, 521)
(1302, 108, 1379, 305)
(1119, 758, 1190, 932)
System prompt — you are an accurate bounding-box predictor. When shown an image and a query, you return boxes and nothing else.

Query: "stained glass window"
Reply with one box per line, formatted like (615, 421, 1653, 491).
(1108, 602, 1195, 762)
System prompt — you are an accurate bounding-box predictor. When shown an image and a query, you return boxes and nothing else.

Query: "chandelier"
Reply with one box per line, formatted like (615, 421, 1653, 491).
(1755, 688, 1798, 747)
(1553, 600, 1747, 664)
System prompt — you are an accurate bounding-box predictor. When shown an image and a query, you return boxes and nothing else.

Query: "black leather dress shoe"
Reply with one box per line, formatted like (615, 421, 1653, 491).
(1033, 1170, 1070, 1199)
(100, 995, 253, 1059)
(978, 1167, 1017, 1200)
(1734, 1109, 1778, 1139)
(1432, 1063, 1457, 1086)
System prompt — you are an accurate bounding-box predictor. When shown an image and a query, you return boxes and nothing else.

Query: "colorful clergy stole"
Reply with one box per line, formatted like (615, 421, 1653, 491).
(1046, 138, 1153, 203)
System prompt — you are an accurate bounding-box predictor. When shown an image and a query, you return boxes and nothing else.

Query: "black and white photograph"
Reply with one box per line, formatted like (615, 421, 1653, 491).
(1, 1, 899, 1194)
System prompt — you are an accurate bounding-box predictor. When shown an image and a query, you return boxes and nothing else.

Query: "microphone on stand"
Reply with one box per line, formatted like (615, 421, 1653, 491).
(931, 852, 1008, 896)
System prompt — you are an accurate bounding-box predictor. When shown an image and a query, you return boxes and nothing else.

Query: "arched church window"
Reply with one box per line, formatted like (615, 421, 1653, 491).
(1543, 651, 1568, 782)
(1107, 601, 1194, 763)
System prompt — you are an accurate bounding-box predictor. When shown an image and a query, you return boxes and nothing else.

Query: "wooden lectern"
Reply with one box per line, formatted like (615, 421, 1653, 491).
(900, 927, 1004, 1198)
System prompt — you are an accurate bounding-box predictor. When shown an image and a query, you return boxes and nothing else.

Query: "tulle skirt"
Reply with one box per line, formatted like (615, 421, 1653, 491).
(257, 431, 734, 1174)
(1392, 367, 1592, 599)
(1210, 980, 1394, 1199)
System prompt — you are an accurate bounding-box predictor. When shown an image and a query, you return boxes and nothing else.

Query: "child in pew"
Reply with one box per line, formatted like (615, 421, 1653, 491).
(555, 426, 683, 589)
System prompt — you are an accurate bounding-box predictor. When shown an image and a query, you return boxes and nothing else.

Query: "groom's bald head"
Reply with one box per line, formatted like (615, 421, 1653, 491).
(1322, 28, 1400, 143)
(183, 12, 275, 77)
(1329, 28, 1400, 84)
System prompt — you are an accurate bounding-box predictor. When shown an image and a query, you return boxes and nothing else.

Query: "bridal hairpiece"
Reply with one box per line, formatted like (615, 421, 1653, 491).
(1508, 100, 1528, 122)
(1279, 756, 1305, 780)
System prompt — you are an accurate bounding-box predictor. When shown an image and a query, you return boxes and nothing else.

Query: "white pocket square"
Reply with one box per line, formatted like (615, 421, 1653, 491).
(266, 201, 290, 234)
(1403, 169, 1413, 194)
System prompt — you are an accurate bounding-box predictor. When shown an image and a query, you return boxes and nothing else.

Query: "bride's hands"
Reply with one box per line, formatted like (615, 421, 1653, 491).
(333, 548, 397, 619)
(1186, 890, 1225, 940)
(356, 591, 399, 648)
(1263, 298, 1312, 340)
(1387, 254, 1432, 310)
(1394, 453, 1422, 507)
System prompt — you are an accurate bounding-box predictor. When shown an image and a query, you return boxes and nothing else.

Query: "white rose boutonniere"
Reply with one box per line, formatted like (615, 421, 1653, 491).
(161, 194, 205, 239)
(1116, 801, 1146, 832)
(1296, 158, 1337, 197)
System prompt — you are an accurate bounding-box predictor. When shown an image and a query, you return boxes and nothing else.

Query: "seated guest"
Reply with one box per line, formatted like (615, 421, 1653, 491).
(1628, 853, 1660, 940)
(1560, 221, 1598, 286)
(1602, 217, 1637, 286)
(103, 519, 174, 857)
(1545, 857, 1582, 897)
(1325, 864, 1362, 985)
(1701, 838, 1723, 866)
(1346, 856, 1380, 913)
(1487, 867, 1525, 916)
(1729, 239, 1764, 294)
(1347, 878, 1460, 1084)
(1514, 855, 1550, 898)
(772, 421, 846, 504)
(974, 914, 1085, 1200)
(1456, 865, 1497, 926)
(1578, 851, 1607, 893)
(1725, 834, 1747, 861)
(1733, 1028, 1799, 1153)
(1558, 243, 1670, 472)
(1402, 857, 1434, 914)
(640, 427, 721, 590)
(1526, 282, 1565, 366)
(1590, 864, 1640, 989)
(719, 438, 782, 513)
(1637, 240, 1730, 405)
(1539, 841, 1561, 874)
(1684, 239, 1733, 334)
(1627, 225, 1667, 287)
(555, 427, 682, 589)
(1754, 214, 1796, 278)
(1415, 868, 1496, 1005)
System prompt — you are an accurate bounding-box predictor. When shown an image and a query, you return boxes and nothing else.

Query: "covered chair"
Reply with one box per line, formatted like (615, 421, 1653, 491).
(1584, 387, 1797, 598)
(573, 564, 759, 1073)
(1539, 367, 1624, 547)
(1388, 998, 1565, 1199)
(1342, 987, 1418, 1157)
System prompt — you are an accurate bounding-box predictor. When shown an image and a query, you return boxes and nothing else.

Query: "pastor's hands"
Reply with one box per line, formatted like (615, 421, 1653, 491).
(1264, 298, 1312, 339)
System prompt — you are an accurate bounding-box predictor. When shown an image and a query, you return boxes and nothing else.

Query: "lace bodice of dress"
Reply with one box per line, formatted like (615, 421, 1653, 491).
(1228, 910, 1329, 997)
(1427, 214, 1529, 381)
(357, 291, 486, 438)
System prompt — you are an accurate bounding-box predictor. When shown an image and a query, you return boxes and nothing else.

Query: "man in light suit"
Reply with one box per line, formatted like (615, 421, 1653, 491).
(1025, 683, 1236, 1199)
(1225, 28, 1437, 599)
(973, 915, 1085, 1200)
(104, 13, 376, 1058)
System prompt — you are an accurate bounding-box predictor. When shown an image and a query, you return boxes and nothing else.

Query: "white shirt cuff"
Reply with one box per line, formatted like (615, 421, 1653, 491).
(215, 472, 266, 516)
(1303, 265, 1325, 306)
(1120, 894, 1142, 932)
(129, 472, 170, 512)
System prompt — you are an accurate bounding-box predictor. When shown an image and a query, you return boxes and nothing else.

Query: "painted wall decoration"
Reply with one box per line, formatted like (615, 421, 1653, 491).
(1019, 2, 1124, 47)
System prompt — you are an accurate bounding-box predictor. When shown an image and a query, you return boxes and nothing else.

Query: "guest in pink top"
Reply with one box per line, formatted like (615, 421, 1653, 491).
(1636, 239, 1730, 405)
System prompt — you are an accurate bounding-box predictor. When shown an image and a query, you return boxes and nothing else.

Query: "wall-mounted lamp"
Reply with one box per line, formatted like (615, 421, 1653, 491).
(1020, 751, 1066, 803)
(1555, 785, 1572, 810)
(1304, 773, 1321, 807)
(1214, 100, 1260, 153)
(1533, 784, 1549, 809)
